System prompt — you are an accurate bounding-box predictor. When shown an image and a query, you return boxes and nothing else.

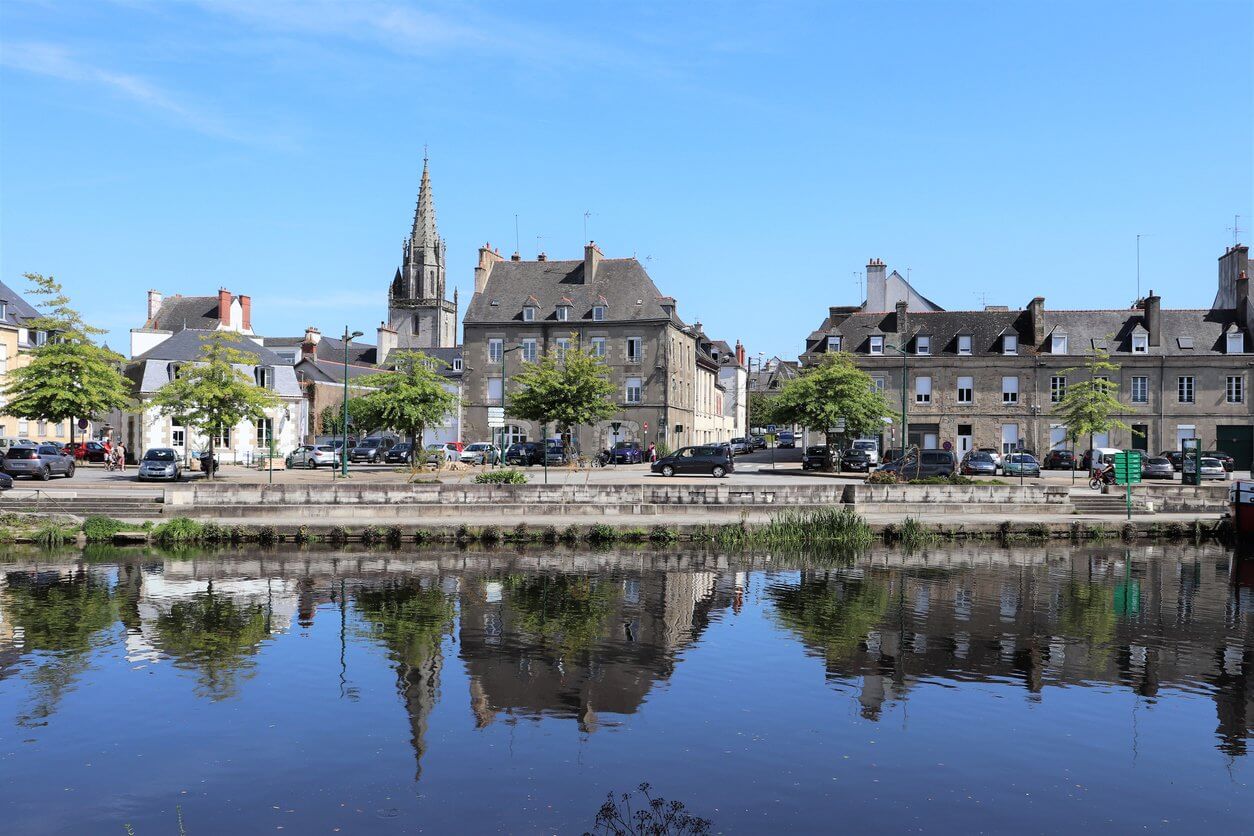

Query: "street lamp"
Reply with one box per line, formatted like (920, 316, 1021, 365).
(341, 327, 364, 477)
(497, 344, 524, 468)
(881, 342, 909, 460)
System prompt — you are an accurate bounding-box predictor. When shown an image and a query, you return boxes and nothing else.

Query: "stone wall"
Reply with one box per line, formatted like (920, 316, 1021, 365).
(1131, 484, 1229, 513)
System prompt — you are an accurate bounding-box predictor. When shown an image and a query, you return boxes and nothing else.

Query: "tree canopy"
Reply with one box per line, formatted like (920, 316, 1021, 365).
(1054, 344, 1133, 454)
(0, 273, 131, 433)
(771, 353, 889, 466)
(507, 338, 616, 451)
(356, 350, 457, 452)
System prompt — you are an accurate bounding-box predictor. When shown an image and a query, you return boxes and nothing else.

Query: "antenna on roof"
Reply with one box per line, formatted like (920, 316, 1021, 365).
(973, 291, 989, 308)
(514, 214, 520, 255)
(583, 210, 594, 243)
(853, 271, 862, 300)
(536, 234, 543, 257)
(1230, 214, 1244, 246)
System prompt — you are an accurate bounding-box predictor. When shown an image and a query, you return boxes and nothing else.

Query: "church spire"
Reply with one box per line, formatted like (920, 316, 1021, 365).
(410, 151, 438, 254)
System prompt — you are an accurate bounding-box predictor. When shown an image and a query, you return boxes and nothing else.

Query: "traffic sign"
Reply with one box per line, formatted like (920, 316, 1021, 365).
(828, 418, 846, 434)
(1113, 451, 1143, 485)
(767, 423, 777, 433)
(487, 406, 505, 429)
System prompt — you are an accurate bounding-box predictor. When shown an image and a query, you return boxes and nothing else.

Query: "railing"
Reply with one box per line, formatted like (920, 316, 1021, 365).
(0, 487, 74, 515)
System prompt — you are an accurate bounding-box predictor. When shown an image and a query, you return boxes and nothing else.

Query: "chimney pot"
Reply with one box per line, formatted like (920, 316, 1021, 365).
(239, 294, 252, 331)
(1144, 292, 1162, 347)
(584, 241, 604, 283)
(538, 251, 547, 262)
(146, 290, 163, 322)
(217, 289, 232, 328)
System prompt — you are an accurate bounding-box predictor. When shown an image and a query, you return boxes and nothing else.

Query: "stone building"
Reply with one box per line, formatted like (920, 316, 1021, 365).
(800, 247, 1254, 468)
(385, 156, 457, 353)
(461, 242, 701, 452)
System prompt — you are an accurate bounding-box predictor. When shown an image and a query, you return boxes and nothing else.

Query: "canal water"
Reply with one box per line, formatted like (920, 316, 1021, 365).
(2, 543, 1253, 834)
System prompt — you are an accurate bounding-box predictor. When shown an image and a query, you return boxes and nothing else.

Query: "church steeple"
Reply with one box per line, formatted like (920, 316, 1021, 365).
(410, 153, 438, 257)
(388, 150, 456, 349)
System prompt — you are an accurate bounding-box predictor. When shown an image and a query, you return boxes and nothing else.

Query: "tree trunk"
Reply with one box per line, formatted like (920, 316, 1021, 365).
(823, 431, 837, 472)
(207, 434, 215, 481)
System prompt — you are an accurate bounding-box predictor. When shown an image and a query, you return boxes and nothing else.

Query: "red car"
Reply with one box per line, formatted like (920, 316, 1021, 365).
(64, 441, 110, 462)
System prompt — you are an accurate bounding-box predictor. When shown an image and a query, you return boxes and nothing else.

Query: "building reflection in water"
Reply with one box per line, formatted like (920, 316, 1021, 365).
(1, 544, 1253, 769)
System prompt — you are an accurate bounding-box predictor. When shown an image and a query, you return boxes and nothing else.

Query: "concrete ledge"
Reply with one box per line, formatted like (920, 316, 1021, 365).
(851, 484, 1069, 506)
(1131, 484, 1228, 513)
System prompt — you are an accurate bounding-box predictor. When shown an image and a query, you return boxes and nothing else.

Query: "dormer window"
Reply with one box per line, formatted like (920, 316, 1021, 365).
(869, 336, 884, 355)
(592, 305, 606, 322)
(452, 358, 463, 372)
(1051, 334, 1068, 354)
(1002, 334, 1018, 355)
(254, 367, 273, 388)
(523, 305, 537, 322)
(915, 336, 931, 355)
(0, 302, 7, 321)
(556, 305, 570, 322)
(826, 336, 842, 352)
(1132, 334, 1148, 354)
(1227, 332, 1245, 354)
(957, 335, 972, 355)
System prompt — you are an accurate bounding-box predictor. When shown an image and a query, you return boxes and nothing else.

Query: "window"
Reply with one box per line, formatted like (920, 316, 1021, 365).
(214, 425, 232, 447)
(488, 339, 503, 364)
(916, 335, 931, 355)
(1227, 332, 1245, 354)
(915, 376, 932, 404)
(54, 422, 64, 438)
(956, 376, 973, 404)
(626, 337, 642, 363)
(1227, 375, 1245, 404)
(171, 425, 184, 448)
(957, 335, 972, 355)
(522, 306, 536, 322)
(556, 305, 570, 322)
(625, 377, 642, 404)
(254, 367, 273, 388)
(452, 357, 462, 372)
(1050, 375, 1066, 403)
(1051, 334, 1068, 354)
(590, 337, 606, 358)
(0, 342, 6, 373)
(487, 377, 503, 405)
(1132, 334, 1148, 354)
(37, 420, 46, 436)
(1002, 376, 1019, 404)
(593, 305, 606, 321)
(1002, 334, 1018, 355)
(256, 418, 273, 449)
(869, 336, 884, 355)
(555, 337, 570, 361)
(826, 336, 841, 352)
(521, 338, 538, 363)
(871, 376, 886, 394)
(1131, 376, 1148, 404)
(1178, 376, 1194, 403)
(34, 330, 47, 346)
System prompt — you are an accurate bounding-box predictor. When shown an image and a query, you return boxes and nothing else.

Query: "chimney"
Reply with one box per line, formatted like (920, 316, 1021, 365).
(895, 300, 908, 338)
(511, 251, 521, 261)
(473, 243, 503, 294)
(217, 289, 232, 328)
(537, 251, 547, 262)
(659, 296, 677, 319)
(735, 340, 746, 367)
(1028, 296, 1045, 347)
(239, 295, 252, 331)
(146, 290, 163, 322)
(584, 241, 603, 283)
(827, 305, 859, 330)
(377, 321, 398, 365)
(866, 258, 888, 312)
(1144, 290, 1162, 347)
(300, 326, 320, 361)
(1237, 271, 1251, 333)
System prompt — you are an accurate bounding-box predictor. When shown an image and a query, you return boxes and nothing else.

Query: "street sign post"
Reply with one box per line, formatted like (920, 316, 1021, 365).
(1113, 450, 1143, 520)
(488, 407, 506, 466)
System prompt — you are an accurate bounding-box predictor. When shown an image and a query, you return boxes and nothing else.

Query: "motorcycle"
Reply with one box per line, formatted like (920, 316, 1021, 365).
(1088, 467, 1116, 491)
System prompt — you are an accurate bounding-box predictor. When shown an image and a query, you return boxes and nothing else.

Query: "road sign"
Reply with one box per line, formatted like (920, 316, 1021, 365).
(767, 423, 777, 433)
(827, 418, 846, 434)
(487, 406, 505, 429)
(611, 421, 621, 432)
(1113, 451, 1143, 485)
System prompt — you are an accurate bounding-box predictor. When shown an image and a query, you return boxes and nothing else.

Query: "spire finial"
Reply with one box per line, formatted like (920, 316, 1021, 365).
(423, 143, 429, 164)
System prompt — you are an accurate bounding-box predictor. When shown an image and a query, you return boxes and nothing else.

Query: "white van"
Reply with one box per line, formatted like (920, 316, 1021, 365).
(852, 438, 880, 465)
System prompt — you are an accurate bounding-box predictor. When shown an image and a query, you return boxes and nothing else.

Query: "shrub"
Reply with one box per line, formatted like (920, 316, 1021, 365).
(201, 522, 228, 544)
(561, 525, 580, 544)
(899, 517, 938, 548)
(294, 526, 311, 544)
(474, 469, 527, 485)
(33, 522, 74, 547)
(360, 525, 383, 546)
(480, 525, 502, 544)
(1024, 523, 1051, 540)
(257, 525, 277, 546)
(649, 525, 679, 544)
(541, 526, 559, 544)
(151, 517, 205, 546)
(510, 522, 530, 542)
(83, 516, 128, 543)
(328, 526, 348, 545)
(866, 470, 898, 484)
(385, 526, 403, 547)
(587, 523, 618, 544)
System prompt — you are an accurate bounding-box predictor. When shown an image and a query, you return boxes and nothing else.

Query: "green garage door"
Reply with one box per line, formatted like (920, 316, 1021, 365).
(1217, 425, 1253, 471)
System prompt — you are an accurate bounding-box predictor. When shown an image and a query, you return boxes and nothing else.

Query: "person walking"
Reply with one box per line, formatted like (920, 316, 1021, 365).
(114, 441, 127, 472)
(647, 442, 657, 463)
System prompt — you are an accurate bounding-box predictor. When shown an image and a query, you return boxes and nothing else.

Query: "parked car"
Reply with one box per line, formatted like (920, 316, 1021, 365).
(506, 442, 545, 466)
(460, 442, 499, 465)
(750, 435, 767, 450)
(64, 440, 110, 462)
(350, 436, 397, 463)
(1184, 456, 1228, 481)
(1141, 456, 1175, 480)
(1204, 451, 1236, 472)
(545, 442, 571, 466)
(878, 450, 956, 479)
(1081, 447, 1123, 472)
(851, 439, 880, 465)
(728, 438, 750, 456)
(651, 445, 735, 478)
(287, 444, 338, 469)
(1002, 453, 1041, 478)
(977, 447, 1003, 472)
(136, 447, 182, 482)
(840, 448, 872, 473)
(1043, 450, 1076, 470)
(0, 472, 12, 491)
(1159, 450, 1184, 471)
(611, 441, 644, 464)
(960, 451, 998, 476)
(384, 442, 415, 464)
(3, 443, 75, 480)
(776, 431, 796, 449)
(801, 445, 830, 471)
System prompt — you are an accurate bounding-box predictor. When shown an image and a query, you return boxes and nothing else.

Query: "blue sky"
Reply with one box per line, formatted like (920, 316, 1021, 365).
(1, 0, 1250, 358)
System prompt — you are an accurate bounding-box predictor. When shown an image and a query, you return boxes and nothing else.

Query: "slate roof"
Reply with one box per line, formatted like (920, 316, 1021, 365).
(465, 258, 676, 324)
(266, 335, 379, 366)
(132, 329, 285, 365)
(0, 280, 42, 328)
(143, 295, 223, 332)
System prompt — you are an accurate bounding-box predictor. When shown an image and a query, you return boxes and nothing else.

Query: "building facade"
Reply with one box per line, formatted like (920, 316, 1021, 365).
(799, 246, 1254, 468)
(461, 242, 702, 452)
(0, 280, 86, 444)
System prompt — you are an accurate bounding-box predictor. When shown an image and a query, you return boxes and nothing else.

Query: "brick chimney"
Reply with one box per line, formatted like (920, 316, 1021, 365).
(239, 295, 252, 332)
(537, 251, 547, 262)
(473, 243, 503, 294)
(1143, 290, 1162, 347)
(735, 340, 746, 367)
(1028, 296, 1045, 347)
(146, 290, 163, 322)
(866, 258, 888, 311)
(217, 289, 231, 328)
(584, 241, 603, 283)
(895, 300, 908, 339)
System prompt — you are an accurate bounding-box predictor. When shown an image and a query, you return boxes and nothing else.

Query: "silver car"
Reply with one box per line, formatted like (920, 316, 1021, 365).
(1141, 456, 1175, 480)
(137, 447, 182, 482)
(460, 442, 499, 465)
(4, 443, 75, 480)
(288, 444, 338, 469)
(1185, 457, 1228, 481)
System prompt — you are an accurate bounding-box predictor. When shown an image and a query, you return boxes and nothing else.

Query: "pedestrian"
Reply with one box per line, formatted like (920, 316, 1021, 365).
(114, 441, 126, 472)
(647, 442, 657, 463)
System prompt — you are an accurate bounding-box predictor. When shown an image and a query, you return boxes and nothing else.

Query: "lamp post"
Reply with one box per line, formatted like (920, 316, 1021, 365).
(882, 342, 909, 460)
(341, 327, 363, 478)
(498, 344, 523, 468)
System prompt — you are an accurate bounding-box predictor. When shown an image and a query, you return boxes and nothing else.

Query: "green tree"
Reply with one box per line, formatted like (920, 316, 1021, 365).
(771, 353, 890, 470)
(0, 273, 131, 448)
(149, 331, 280, 478)
(355, 351, 457, 463)
(318, 398, 376, 437)
(748, 391, 778, 432)
(1054, 344, 1132, 477)
(508, 337, 616, 456)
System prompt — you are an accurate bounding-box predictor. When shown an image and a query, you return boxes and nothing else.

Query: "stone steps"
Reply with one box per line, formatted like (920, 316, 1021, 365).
(1071, 493, 1150, 515)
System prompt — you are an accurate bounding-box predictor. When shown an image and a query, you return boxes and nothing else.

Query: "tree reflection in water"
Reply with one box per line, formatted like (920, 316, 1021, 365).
(766, 571, 890, 662)
(501, 574, 617, 655)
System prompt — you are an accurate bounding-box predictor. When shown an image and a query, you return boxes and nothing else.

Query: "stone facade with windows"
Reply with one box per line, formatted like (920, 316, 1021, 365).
(461, 242, 705, 452)
(800, 246, 1254, 468)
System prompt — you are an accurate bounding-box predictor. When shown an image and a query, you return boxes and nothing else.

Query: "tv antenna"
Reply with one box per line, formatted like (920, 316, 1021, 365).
(1229, 214, 1244, 246)
(973, 291, 990, 308)
(853, 271, 862, 300)
(1135, 233, 1153, 300)
(514, 214, 520, 255)
(583, 210, 594, 242)
(535, 234, 544, 256)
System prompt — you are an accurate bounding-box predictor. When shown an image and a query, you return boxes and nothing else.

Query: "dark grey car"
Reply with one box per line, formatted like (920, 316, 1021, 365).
(1141, 456, 1175, 480)
(4, 444, 75, 480)
(878, 450, 956, 479)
